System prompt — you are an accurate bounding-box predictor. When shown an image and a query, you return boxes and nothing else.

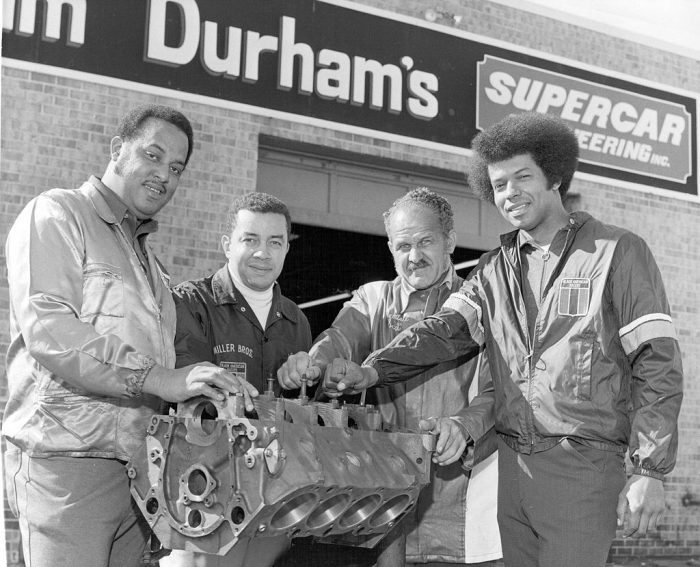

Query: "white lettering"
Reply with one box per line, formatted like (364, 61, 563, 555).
(407, 69, 439, 120)
(278, 15, 314, 95)
(610, 102, 637, 134)
(316, 48, 351, 102)
(484, 71, 515, 105)
(560, 89, 589, 121)
(44, 0, 85, 45)
(5, 0, 85, 45)
(632, 108, 659, 141)
(200, 21, 242, 78)
(580, 95, 612, 128)
(146, 0, 200, 66)
(352, 56, 402, 113)
(659, 114, 685, 146)
(535, 83, 567, 113)
(512, 78, 543, 111)
(243, 30, 279, 83)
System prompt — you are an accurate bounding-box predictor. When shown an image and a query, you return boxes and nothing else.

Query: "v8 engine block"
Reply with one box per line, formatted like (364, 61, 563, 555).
(127, 391, 435, 559)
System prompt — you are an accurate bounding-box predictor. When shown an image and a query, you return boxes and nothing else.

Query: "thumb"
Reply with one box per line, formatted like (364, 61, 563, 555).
(419, 417, 438, 433)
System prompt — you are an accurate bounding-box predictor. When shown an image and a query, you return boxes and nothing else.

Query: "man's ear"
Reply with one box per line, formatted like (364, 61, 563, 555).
(221, 234, 230, 255)
(110, 136, 123, 161)
(446, 230, 457, 254)
(551, 179, 562, 192)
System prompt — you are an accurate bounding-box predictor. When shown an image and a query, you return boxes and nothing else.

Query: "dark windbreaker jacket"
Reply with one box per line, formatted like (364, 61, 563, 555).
(366, 212, 683, 479)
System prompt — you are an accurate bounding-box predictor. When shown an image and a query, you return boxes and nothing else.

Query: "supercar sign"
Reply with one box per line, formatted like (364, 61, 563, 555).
(477, 56, 692, 185)
(2, 0, 697, 196)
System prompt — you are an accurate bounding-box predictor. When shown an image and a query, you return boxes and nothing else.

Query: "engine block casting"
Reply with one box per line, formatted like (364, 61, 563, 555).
(127, 391, 435, 557)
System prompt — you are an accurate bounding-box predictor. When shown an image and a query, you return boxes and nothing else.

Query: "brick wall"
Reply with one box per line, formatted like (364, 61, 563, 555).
(2, 0, 699, 564)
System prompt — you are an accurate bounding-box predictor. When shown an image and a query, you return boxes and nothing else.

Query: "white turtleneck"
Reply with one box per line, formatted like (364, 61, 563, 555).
(229, 267, 274, 328)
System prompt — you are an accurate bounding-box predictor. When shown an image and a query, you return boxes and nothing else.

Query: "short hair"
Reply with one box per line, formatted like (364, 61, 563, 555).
(383, 187, 454, 238)
(468, 112, 579, 204)
(115, 104, 194, 166)
(225, 192, 292, 236)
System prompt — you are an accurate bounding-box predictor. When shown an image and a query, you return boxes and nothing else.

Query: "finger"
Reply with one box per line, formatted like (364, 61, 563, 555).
(419, 418, 438, 433)
(623, 509, 641, 538)
(276, 367, 296, 390)
(616, 493, 629, 528)
(302, 366, 322, 383)
(240, 381, 258, 411)
(436, 441, 465, 466)
(199, 384, 227, 402)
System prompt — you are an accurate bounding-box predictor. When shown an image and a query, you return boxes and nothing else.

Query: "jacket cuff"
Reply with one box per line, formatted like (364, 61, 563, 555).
(632, 467, 665, 481)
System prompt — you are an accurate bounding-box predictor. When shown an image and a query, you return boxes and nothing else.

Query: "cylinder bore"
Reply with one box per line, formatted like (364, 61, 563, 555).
(337, 494, 381, 529)
(306, 493, 351, 530)
(269, 492, 319, 530)
(369, 494, 411, 528)
(192, 401, 219, 435)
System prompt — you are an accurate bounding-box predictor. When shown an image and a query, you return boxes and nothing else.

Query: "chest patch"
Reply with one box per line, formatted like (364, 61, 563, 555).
(558, 278, 590, 317)
(220, 361, 247, 381)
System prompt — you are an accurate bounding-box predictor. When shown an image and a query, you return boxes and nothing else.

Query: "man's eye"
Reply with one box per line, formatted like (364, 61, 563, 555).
(145, 151, 157, 161)
(170, 166, 183, 176)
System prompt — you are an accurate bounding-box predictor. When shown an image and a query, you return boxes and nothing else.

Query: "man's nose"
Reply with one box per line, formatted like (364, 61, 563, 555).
(253, 247, 270, 259)
(408, 247, 422, 262)
(506, 180, 521, 197)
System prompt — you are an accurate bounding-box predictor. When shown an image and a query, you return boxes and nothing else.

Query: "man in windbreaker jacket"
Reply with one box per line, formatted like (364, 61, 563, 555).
(321, 112, 683, 567)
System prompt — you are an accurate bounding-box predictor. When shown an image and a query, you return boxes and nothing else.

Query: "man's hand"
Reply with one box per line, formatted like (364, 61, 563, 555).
(419, 417, 470, 466)
(322, 358, 378, 397)
(616, 474, 666, 538)
(144, 362, 259, 411)
(277, 351, 322, 390)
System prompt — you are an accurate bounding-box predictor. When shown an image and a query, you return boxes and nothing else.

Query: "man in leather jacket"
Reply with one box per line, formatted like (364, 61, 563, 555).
(3, 104, 257, 567)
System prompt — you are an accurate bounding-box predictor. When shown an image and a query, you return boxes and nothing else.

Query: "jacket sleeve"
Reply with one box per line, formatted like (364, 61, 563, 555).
(364, 278, 484, 385)
(309, 285, 374, 369)
(610, 233, 683, 479)
(6, 194, 155, 398)
(172, 285, 215, 368)
(450, 349, 497, 469)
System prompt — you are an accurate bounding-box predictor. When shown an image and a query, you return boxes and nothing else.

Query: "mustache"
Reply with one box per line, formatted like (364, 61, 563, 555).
(408, 261, 429, 270)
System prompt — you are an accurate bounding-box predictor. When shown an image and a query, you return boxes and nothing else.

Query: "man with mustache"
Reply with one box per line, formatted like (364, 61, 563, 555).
(277, 187, 501, 566)
(3, 104, 257, 567)
(164, 191, 312, 567)
(322, 113, 683, 567)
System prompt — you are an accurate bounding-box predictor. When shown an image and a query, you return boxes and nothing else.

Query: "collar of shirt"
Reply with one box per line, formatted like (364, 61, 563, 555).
(90, 176, 158, 240)
(517, 224, 568, 258)
(398, 264, 456, 312)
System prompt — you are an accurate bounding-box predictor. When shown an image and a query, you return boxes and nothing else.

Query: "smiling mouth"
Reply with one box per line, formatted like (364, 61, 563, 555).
(144, 183, 165, 196)
(507, 203, 529, 214)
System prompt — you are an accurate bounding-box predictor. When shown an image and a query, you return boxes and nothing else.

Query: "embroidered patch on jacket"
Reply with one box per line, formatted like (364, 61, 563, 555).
(220, 361, 247, 381)
(558, 278, 591, 316)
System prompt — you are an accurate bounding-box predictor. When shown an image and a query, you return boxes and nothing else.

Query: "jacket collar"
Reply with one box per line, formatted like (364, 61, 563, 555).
(396, 264, 458, 309)
(500, 211, 591, 249)
(210, 265, 299, 323)
(84, 175, 159, 233)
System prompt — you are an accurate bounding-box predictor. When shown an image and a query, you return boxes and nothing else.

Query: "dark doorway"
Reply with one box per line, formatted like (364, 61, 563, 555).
(278, 223, 484, 338)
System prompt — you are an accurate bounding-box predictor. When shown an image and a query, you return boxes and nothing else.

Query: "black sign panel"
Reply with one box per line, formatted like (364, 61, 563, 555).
(3, 0, 697, 195)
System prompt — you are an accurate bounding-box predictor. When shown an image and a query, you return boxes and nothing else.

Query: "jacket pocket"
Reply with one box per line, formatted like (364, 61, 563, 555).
(573, 333, 595, 400)
(80, 263, 124, 319)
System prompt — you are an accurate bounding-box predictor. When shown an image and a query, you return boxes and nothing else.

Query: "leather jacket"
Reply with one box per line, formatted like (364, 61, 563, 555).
(3, 178, 176, 460)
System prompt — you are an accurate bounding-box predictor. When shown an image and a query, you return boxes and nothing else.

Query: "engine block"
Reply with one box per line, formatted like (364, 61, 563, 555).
(127, 391, 435, 558)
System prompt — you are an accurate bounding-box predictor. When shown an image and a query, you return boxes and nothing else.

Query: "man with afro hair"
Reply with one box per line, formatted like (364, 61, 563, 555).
(321, 112, 683, 567)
